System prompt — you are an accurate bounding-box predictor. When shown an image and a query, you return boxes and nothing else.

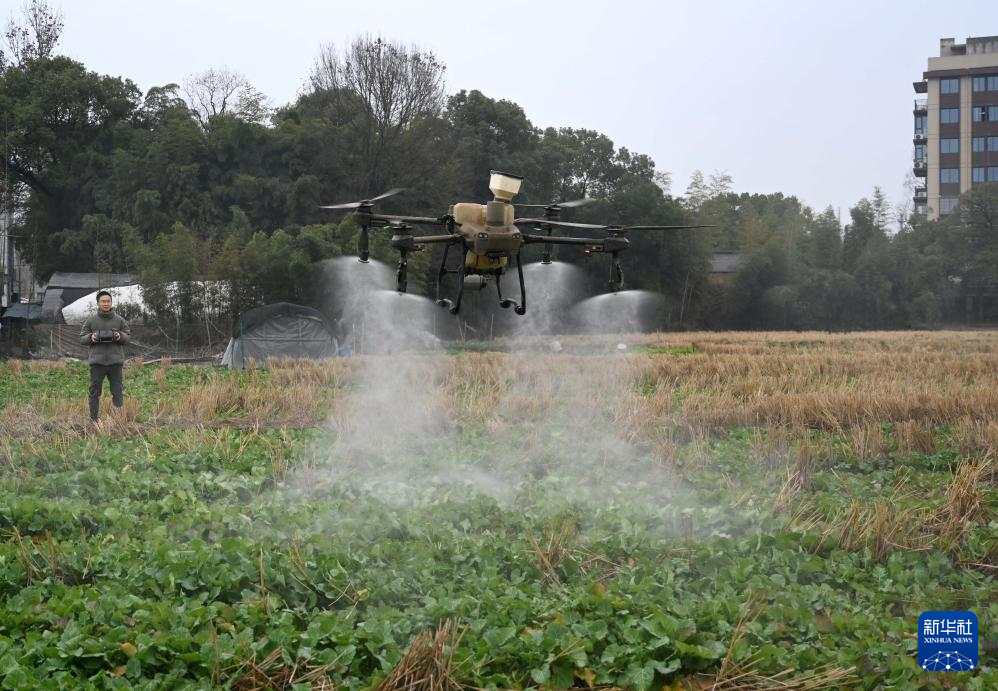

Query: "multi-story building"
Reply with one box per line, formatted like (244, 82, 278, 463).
(1, 208, 39, 308)
(914, 36, 998, 220)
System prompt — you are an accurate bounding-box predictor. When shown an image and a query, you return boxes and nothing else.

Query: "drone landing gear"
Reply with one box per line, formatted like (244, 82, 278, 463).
(435, 242, 465, 315)
(496, 251, 527, 316)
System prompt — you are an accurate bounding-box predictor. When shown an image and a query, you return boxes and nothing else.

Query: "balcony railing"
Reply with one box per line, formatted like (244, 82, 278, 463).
(914, 98, 928, 111)
(914, 187, 928, 200)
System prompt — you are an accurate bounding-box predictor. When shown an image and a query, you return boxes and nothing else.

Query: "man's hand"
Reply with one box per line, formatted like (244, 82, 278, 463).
(113, 331, 121, 342)
(91, 333, 98, 343)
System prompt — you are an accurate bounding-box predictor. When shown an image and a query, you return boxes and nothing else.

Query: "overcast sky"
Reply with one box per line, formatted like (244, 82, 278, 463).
(17, 0, 998, 223)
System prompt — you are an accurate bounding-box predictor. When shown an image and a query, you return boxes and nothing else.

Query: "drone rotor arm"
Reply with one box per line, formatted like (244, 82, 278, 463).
(522, 234, 629, 251)
(515, 218, 609, 230)
(408, 233, 465, 244)
(371, 214, 451, 227)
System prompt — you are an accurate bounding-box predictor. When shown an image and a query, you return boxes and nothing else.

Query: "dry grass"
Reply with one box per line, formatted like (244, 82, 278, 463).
(433, 332, 998, 445)
(748, 423, 794, 469)
(954, 416, 998, 457)
(774, 437, 820, 511)
(681, 597, 856, 690)
(937, 453, 995, 553)
(524, 520, 576, 585)
(224, 646, 337, 691)
(375, 620, 465, 691)
(893, 420, 936, 455)
(7, 527, 92, 587)
(9, 330, 998, 443)
(783, 456, 996, 560)
(847, 423, 886, 461)
(152, 361, 168, 391)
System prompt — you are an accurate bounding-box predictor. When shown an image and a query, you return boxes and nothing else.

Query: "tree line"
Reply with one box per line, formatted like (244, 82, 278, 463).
(2, 1, 997, 331)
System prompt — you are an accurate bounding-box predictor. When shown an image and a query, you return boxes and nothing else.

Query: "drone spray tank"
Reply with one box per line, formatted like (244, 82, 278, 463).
(485, 170, 521, 226)
(488, 170, 522, 203)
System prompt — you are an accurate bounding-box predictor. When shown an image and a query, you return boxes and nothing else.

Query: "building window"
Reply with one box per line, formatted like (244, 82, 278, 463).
(990, 136, 998, 151)
(973, 106, 987, 122)
(940, 78, 960, 94)
(989, 75, 998, 91)
(974, 167, 985, 183)
(940, 138, 959, 154)
(942, 108, 960, 124)
(941, 168, 960, 184)
(989, 106, 998, 122)
(974, 137, 986, 152)
(915, 115, 927, 133)
(974, 76, 987, 92)
(939, 197, 959, 215)
(989, 167, 998, 182)
(915, 144, 927, 161)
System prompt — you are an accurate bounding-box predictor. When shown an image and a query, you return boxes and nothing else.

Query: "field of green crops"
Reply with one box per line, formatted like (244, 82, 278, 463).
(1, 334, 996, 689)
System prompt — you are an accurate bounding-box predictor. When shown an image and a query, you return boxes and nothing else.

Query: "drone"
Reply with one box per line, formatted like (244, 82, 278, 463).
(320, 171, 711, 316)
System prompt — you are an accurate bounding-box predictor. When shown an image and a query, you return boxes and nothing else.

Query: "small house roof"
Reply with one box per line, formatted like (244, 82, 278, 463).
(1, 303, 44, 320)
(45, 272, 140, 290)
(709, 251, 741, 274)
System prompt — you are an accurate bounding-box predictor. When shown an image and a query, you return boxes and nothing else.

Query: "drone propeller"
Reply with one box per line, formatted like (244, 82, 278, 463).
(608, 224, 715, 233)
(318, 188, 408, 263)
(516, 197, 599, 211)
(318, 187, 406, 210)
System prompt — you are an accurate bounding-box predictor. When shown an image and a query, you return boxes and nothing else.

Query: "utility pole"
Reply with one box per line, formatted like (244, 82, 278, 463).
(1, 191, 11, 309)
(2, 113, 11, 308)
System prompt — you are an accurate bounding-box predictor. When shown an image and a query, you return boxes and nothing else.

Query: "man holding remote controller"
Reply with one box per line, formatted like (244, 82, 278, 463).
(79, 290, 131, 422)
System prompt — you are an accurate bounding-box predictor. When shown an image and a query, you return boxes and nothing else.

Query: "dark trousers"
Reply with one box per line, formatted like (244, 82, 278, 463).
(89, 364, 123, 420)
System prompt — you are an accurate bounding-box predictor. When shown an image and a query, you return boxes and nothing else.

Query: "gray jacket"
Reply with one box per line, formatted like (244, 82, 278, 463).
(79, 311, 131, 365)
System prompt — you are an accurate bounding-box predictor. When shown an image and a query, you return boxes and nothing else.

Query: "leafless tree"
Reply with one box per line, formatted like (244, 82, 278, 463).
(309, 35, 446, 195)
(893, 168, 919, 231)
(182, 66, 270, 130)
(1, 0, 64, 72)
(653, 170, 672, 196)
(707, 170, 734, 198)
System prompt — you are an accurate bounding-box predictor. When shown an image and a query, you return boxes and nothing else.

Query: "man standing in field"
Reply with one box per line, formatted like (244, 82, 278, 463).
(79, 290, 131, 422)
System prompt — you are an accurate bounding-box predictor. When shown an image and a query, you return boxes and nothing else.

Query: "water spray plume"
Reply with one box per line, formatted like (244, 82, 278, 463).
(572, 289, 667, 335)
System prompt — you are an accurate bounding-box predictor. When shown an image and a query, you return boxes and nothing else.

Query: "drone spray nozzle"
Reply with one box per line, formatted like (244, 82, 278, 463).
(358, 226, 370, 262)
(541, 226, 554, 263)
